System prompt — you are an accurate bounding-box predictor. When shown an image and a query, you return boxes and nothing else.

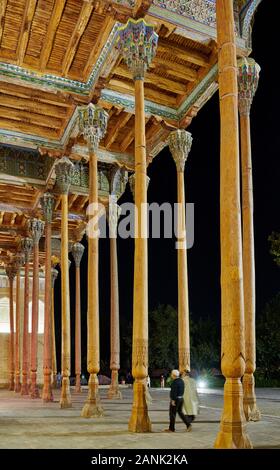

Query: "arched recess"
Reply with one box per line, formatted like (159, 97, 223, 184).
(239, 0, 263, 45)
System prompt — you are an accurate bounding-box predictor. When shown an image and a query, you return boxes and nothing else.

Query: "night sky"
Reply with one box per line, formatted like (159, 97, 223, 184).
(54, 1, 280, 374)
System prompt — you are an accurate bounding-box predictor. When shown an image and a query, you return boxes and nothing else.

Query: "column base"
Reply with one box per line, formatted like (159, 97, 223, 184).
(42, 373, 54, 402)
(243, 373, 261, 422)
(214, 378, 252, 449)
(30, 371, 40, 398)
(108, 370, 122, 399)
(21, 375, 29, 395)
(9, 377, 15, 391)
(60, 377, 72, 408)
(14, 375, 21, 393)
(81, 373, 103, 418)
(128, 380, 151, 433)
(75, 375, 82, 393)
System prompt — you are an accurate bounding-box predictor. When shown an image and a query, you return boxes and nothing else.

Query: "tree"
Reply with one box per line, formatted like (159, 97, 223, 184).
(268, 231, 280, 267)
(148, 304, 178, 370)
(256, 293, 280, 374)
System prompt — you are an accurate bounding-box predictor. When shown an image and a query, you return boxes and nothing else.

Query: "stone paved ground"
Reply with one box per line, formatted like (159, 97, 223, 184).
(0, 387, 279, 449)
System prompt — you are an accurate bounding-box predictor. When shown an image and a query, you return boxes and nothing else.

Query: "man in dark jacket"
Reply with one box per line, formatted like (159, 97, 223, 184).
(164, 369, 192, 432)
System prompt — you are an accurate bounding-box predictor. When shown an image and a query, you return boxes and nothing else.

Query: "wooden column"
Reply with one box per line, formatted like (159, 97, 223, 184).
(238, 57, 261, 422)
(29, 218, 45, 398)
(14, 254, 24, 393)
(214, 0, 251, 448)
(5, 265, 17, 391)
(78, 103, 108, 418)
(20, 237, 33, 395)
(51, 267, 58, 387)
(168, 130, 192, 373)
(55, 157, 74, 408)
(72, 242, 85, 393)
(107, 200, 122, 399)
(41, 193, 55, 402)
(118, 18, 158, 432)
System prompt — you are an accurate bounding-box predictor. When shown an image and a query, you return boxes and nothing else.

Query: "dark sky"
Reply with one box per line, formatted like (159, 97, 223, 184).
(55, 1, 280, 373)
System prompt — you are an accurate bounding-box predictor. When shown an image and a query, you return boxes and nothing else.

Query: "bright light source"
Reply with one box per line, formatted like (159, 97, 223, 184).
(198, 380, 207, 389)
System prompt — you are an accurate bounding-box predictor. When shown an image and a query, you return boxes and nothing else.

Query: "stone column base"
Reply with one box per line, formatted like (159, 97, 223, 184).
(14, 374, 21, 393)
(108, 370, 122, 399)
(21, 374, 29, 395)
(128, 380, 151, 433)
(42, 372, 53, 402)
(75, 374, 81, 393)
(30, 371, 40, 398)
(243, 373, 261, 421)
(214, 378, 252, 449)
(9, 376, 14, 391)
(81, 373, 103, 418)
(60, 377, 72, 408)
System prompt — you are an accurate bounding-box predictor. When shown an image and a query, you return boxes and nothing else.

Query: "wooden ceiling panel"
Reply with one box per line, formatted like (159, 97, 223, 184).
(46, 0, 82, 73)
(24, 0, 55, 63)
(0, 0, 25, 53)
(68, 11, 107, 79)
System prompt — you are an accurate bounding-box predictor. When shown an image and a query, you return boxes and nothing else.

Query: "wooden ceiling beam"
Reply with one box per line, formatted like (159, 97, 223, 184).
(83, 16, 115, 80)
(0, 0, 7, 44)
(68, 193, 79, 209)
(120, 117, 135, 152)
(62, 0, 95, 76)
(104, 111, 131, 149)
(0, 93, 68, 118)
(10, 213, 17, 226)
(157, 39, 209, 67)
(114, 65, 187, 95)
(16, 0, 38, 66)
(108, 79, 177, 107)
(151, 56, 198, 82)
(40, 0, 67, 72)
(0, 82, 74, 108)
(0, 116, 59, 139)
(0, 105, 64, 129)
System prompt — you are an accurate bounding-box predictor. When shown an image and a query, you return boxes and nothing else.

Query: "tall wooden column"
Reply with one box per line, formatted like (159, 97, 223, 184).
(55, 157, 74, 408)
(78, 103, 108, 418)
(168, 130, 192, 373)
(238, 57, 261, 422)
(21, 237, 33, 395)
(5, 265, 17, 391)
(51, 267, 58, 387)
(41, 193, 55, 402)
(107, 199, 122, 399)
(14, 253, 24, 393)
(118, 18, 158, 432)
(29, 218, 45, 398)
(214, 0, 251, 448)
(72, 242, 85, 393)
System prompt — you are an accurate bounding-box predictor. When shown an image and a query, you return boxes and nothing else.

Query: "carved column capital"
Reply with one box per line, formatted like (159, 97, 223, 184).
(107, 199, 121, 237)
(238, 57, 261, 116)
(41, 192, 55, 224)
(5, 264, 17, 282)
(28, 218, 45, 245)
(72, 242, 85, 268)
(21, 237, 33, 263)
(129, 173, 150, 200)
(168, 129, 193, 172)
(51, 267, 58, 288)
(78, 103, 108, 152)
(55, 157, 74, 195)
(109, 166, 128, 199)
(117, 18, 158, 80)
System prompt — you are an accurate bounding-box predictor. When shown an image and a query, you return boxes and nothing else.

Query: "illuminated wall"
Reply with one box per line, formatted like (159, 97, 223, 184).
(0, 270, 45, 387)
